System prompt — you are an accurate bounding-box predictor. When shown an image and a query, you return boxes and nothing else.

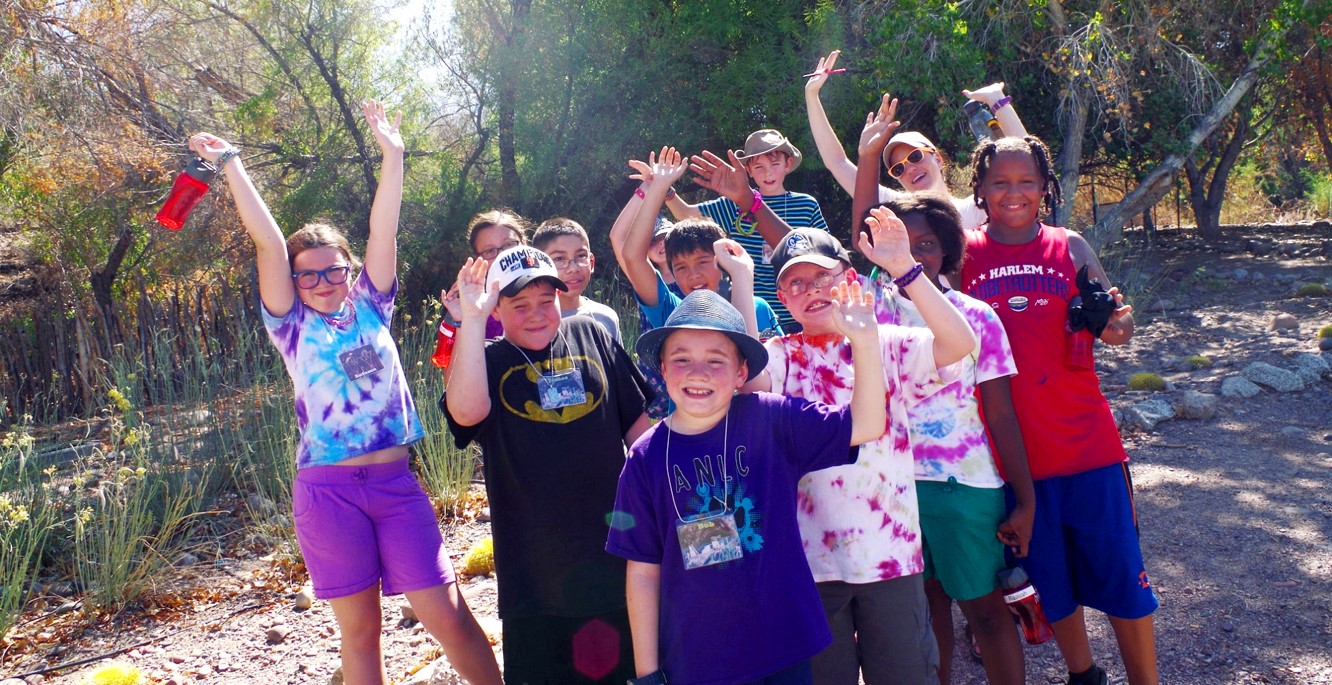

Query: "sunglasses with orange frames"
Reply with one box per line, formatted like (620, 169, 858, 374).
(888, 148, 932, 179)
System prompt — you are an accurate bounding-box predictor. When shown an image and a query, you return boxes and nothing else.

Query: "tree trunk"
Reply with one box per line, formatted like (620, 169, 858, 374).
(495, 0, 532, 206)
(1185, 105, 1251, 242)
(1055, 89, 1090, 227)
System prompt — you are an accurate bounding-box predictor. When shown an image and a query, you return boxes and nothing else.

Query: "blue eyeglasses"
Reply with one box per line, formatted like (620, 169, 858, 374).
(292, 265, 352, 289)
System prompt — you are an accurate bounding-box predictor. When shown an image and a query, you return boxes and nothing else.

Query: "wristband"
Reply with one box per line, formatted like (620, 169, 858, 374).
(747, 188, 763, 216)
(635, 187, 646, 199)
(993, 96, 1012, 112)
(892, 262, 925, 288)
(215, 148, 240, 171)
(627, 669, 667, 685)
(666, 186, 676, 199)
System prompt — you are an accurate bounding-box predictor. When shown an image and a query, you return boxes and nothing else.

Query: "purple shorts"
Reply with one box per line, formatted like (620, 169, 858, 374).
(293, 458, 456, 600)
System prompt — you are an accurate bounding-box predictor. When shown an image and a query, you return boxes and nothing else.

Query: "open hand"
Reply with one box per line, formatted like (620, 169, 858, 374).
(857, 206, 914, 276)
(827, 279, 877, 340)
(857, 93, 900, 158)
(690, 150, 751, 206)
(456, 257, 499, 322)
(361, 99, 404, 155)
(805, 50, 841, 95)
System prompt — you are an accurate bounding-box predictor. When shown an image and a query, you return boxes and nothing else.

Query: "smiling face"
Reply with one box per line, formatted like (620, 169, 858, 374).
(660, 329, 747, 433)
(291, 246, 352, 315)
(670, 248, 723, 295)
(776, 261, 854, 334)
(888, 145, 947, 193)
(495, 281, 562, 350)
(979, 150, 1045, 233)
(743, 152, 794, 195)
(542, 234, 595, 303)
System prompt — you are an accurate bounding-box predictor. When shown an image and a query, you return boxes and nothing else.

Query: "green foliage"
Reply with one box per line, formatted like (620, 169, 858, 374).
(0, 425, 57, 638)
(1184, 355, 1214, 369)
(1319, 324, 1332, 339)
(1297, 283, 1330, 297)
(1127, 372, 1166, 392)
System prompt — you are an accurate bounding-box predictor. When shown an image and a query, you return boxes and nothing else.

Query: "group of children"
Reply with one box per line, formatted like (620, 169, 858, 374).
(196, 48, 1159, 685)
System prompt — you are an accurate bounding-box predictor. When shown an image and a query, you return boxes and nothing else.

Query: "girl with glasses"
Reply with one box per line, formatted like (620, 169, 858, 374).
(804, 50, 1030, 232)
(189, 100, 502, 685)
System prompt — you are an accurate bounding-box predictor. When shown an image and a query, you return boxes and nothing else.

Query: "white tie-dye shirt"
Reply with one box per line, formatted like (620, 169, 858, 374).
(262, 271, 424, 468)
(875, 286, 1017, 488)
(765, 325, 950, 584)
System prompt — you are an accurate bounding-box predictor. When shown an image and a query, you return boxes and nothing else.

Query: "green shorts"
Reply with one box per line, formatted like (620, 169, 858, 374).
(917, 478, 1008, 602)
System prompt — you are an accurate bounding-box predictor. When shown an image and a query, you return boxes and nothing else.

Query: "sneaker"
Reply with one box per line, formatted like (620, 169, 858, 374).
(1066, 664, 1110, 685)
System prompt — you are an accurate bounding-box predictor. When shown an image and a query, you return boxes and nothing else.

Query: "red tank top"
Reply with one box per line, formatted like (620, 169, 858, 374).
(960, 224, 1127, 480)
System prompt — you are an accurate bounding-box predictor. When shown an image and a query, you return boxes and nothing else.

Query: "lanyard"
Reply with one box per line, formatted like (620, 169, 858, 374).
(665, 413, 729, 522)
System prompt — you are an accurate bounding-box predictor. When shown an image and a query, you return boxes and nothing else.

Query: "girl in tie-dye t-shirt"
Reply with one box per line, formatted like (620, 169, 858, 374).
(873, 193, 1035, 685)
(188, 100, 501, 685)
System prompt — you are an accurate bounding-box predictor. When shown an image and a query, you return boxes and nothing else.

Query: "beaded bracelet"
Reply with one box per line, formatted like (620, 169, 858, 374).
(893, 262, 925, 288)
(215, 148, 240, 171)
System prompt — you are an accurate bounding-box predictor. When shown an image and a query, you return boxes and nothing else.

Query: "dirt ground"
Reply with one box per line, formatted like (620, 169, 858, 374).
(1, 225, 1330, 685)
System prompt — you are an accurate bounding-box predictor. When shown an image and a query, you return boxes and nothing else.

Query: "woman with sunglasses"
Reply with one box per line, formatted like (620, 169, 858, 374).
(805, 50, 1029, 230)
(189, 101, 503, 685)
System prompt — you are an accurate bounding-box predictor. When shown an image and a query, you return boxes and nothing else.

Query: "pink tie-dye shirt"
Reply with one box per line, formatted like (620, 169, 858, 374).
(765, 326, 949, 584)
(876, 286, 1017, 487)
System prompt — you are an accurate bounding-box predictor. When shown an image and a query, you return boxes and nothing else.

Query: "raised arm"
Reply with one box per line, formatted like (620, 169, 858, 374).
(851, 94, 900, 240)
(858, 206, 975, 366)
(623, 148, 690, 306)
(689, 149, 794, 248)
(713, 239, 759, 340)
(804, 50, 860, 197)
(609, 163, 653, 267)
(189, 133, 294, 317)
(962, 82, 1030, 138)
(827, 280, 887, 445)
(361, 99, 405, 294)
(1068, 231, 1134, 345)
(444, 257, 500, 426)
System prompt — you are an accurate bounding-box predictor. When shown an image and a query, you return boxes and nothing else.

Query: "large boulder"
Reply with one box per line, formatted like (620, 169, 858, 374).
(1122, 398, 1176, 431)
(1220, 376, 1262, 399)
(1241, 362, 1304, 393)
(1175, 390, 1218, 420)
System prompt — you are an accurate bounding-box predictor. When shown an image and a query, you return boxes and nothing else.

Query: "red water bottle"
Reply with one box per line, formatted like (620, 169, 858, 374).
(430, 318, 458, 369)
(997, 566, 1055, 644)
(156, 157, 218, 230)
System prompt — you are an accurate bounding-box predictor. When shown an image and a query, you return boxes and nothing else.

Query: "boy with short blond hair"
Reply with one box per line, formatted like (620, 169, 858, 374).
(664, 129, 828, 328)
(532, 217, 622, 344)
(606, 285, 887, 685)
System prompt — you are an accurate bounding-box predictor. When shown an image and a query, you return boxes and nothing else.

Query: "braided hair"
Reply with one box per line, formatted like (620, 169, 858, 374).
(968, 136, 1062, 217)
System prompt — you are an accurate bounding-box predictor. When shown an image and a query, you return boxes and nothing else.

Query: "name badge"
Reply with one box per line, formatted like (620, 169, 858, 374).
(338, 343, 384, 380)
(537, 368, 587, 410)
(676, 513, 743, 570)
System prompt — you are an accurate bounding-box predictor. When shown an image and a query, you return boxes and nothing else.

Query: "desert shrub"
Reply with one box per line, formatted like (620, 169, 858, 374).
(1127, 372, 1166, 392)
(1319, 324, 1332, 340)
(1296, 283, 1329, 297)
(1184, 355, 1213, 369)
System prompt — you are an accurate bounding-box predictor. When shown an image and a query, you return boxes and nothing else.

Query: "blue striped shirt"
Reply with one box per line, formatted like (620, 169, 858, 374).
(698, 192, 828, 327)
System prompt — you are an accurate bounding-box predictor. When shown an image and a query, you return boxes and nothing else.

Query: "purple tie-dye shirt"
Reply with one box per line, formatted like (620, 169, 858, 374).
(875, 286, 1017, 487)
(262, 270, 424, 468)
(765, 325, 950, 584)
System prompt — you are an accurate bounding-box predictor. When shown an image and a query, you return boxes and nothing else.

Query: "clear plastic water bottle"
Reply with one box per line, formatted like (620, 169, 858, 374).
(997, 566, 1055, 644)
(156, 157, 218, 230)
(963, 101, 1002, 144)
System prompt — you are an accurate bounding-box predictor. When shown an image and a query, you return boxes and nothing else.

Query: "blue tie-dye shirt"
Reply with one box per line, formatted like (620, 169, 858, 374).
(262, 270, 425, 468)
